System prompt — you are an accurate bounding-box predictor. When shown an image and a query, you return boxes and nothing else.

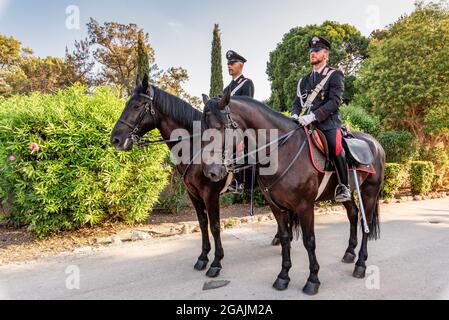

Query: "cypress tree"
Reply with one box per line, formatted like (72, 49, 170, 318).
(137, 31, 150, 81)
(209, 24, 224, 97)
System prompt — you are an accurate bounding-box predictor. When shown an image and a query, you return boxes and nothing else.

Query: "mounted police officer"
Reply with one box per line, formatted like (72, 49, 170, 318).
(224, 50, 255, 193)
(224, 50, 255, 98)
(291, 36, 351, 203)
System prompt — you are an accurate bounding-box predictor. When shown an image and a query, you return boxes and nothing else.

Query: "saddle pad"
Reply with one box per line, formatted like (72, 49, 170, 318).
(306, 130, 376, 175)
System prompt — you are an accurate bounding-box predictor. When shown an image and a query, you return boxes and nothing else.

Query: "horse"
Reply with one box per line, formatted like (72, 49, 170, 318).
(201, 90, 386, 295)
(110, 74, 280, 278)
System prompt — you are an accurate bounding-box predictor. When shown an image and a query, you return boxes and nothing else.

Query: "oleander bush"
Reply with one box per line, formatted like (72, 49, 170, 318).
(0, 85, 170, 237)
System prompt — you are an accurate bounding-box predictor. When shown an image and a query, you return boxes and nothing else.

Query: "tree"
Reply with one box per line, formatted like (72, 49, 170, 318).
(209, 24, 224, 97)
(355, 2, 449, 146)
(137, 30, 150, 81)
(1, 34, 76, 96)
(67, 19, 199, 102)
(266, 21, 369, 111)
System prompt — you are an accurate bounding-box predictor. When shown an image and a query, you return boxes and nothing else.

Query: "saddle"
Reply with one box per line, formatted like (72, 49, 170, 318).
(309, 127, 376, 174)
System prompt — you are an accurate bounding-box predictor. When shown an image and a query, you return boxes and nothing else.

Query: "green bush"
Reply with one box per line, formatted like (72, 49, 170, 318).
(419, 146, 449, 189)
(158, 169, 189, 214)
(382, 163, 407, 199)
(378, 131, 418, 163)
(0, 85, 170, 237)
(340, 104, 380, 136)
(410, 161, 435, 195)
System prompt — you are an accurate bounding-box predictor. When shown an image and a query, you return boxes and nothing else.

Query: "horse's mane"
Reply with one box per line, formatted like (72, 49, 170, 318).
(135, 85, 203, 131)
(205, 96, 297, 132)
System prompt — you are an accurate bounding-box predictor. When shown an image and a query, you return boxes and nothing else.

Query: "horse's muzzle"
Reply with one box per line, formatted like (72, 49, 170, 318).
(111, 135, 133, 152)
(204, 164, 227, 182)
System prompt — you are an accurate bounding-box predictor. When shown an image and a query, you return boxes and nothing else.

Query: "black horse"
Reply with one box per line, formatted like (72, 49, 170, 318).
(202, 91, 385, 295)
(110, 75, 280, 278)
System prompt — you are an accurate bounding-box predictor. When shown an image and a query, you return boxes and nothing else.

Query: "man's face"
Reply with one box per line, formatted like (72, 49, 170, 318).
(310, 49, 328, 66)
(228, 61, 244, 76)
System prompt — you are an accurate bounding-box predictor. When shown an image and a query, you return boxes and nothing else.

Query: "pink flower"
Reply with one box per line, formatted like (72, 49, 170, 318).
(28, 143, 40, 153)
(9, 155, 16, 161)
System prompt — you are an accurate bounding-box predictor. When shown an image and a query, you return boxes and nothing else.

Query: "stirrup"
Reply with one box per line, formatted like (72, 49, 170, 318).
(335, 184, 351, 203)
(227, 179, 244, 194)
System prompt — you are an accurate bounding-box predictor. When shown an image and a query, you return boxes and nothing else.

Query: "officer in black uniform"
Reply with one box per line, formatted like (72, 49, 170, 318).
(291, 36, 351, 202)
(224, 50, 255, 193)
(224, 50, 255, 98)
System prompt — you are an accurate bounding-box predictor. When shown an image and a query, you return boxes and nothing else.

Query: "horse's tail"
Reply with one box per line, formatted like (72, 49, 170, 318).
(289, 211, 302, 241)
(368, 195, 381, 241)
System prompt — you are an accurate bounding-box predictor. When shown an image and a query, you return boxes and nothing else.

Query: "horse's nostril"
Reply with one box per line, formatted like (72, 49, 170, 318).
(112, 137, 121, 146)
(209, 172, 218, 179)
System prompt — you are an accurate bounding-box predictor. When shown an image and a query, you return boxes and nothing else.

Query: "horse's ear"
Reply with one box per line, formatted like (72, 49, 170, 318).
(218, 88, 231, 110)
(202, 94, 210, 106)
(142, 73, 149, 93)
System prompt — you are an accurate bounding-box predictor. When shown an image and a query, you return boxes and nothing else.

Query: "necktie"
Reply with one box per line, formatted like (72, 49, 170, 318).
(313, 71, 319, 83)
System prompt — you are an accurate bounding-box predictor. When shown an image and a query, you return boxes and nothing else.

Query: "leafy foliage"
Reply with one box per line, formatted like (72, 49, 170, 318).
(0, 86, 170, 237)
(410, 161, 435, 195)
(419, 146, 449, 189)
(355, 2, 449, 146)
(340, 103, 380, 135)
(382, 163, 407, 199)
(378, 131, 418, 163)
(1, 34, 76, 96)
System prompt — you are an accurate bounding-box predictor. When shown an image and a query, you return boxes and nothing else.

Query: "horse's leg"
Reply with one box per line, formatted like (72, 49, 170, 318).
(353, 183, 381, 279)
(272, 208, 293, 291)
(272, 224, 293, 247)
(189, 194, 211, 271)
(342, 199, 359, 264)
(204, 193, 224, 278)
(271, 228, 281, 246)
(299, 203, 321, 296)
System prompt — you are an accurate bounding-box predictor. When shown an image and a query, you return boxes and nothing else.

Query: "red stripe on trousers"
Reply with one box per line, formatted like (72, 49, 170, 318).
(336, 129, 343, 156)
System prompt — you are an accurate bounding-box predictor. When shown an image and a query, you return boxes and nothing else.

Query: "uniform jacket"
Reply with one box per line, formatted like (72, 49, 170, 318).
(224, 75, 255, 98)
(292, 66, 345, 131)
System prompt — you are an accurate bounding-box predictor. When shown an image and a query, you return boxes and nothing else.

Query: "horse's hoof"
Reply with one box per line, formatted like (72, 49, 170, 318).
(271, 237, 281, 246)
(206, 267, 222, 278)
(302, 281, 320, 296)
(353, 265, 367, 279)
(273, 277, 290, 291)
(342, 252, 356, 264)
(194, 260, 209, 271)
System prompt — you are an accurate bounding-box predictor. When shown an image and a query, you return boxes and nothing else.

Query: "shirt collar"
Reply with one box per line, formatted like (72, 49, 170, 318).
(313, 64, 327, 75)
(233, 74, 244, 83)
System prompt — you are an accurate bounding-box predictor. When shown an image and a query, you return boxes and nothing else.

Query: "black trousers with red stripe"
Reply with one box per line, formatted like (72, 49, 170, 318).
(322, 128, 349, 186)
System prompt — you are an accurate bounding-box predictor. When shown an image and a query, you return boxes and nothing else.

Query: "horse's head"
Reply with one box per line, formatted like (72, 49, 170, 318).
(201, 90, 233, 182)
(110, 74, 160, 151)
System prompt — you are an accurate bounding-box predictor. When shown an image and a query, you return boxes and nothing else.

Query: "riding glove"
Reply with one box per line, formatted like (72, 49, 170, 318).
(299, 114, 316, 126)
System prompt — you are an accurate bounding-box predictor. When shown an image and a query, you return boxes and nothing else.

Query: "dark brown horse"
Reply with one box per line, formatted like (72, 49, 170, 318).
(110, 75, 279, 278)
(202, 91, 385, 295)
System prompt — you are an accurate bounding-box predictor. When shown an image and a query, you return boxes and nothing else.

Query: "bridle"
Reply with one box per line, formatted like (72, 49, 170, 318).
(118, 87, 156, 146)
(212, 103, 310, 193)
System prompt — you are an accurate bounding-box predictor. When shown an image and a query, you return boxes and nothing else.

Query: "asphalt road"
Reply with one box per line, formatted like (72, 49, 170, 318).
(1, 199, 448, 300)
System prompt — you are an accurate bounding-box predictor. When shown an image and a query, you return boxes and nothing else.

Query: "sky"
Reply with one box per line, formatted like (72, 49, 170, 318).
(0, 0, 424, 100)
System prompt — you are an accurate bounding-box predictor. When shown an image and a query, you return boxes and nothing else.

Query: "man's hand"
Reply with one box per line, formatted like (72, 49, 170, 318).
(291, 114, 300, 123)
(298, 114, 316, 126)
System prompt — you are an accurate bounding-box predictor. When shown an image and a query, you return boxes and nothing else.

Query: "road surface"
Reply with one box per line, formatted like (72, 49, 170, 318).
(1, 199, 448, 300)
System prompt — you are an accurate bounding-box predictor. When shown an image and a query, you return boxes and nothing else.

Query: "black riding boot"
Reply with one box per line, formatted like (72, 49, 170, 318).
(333, 153, 351, 203)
